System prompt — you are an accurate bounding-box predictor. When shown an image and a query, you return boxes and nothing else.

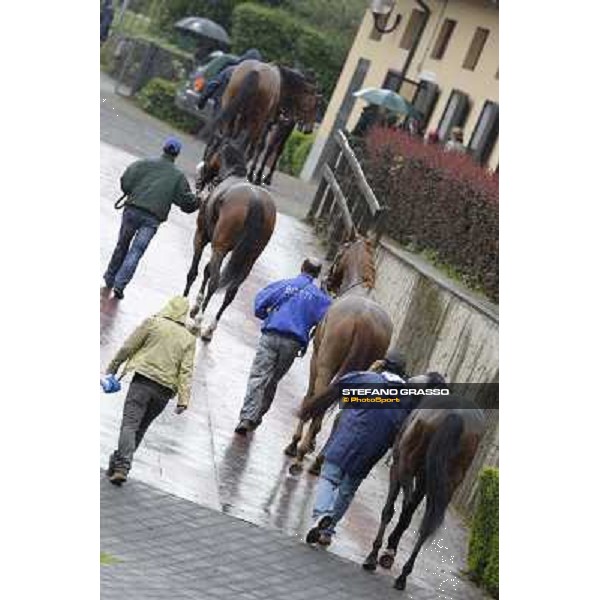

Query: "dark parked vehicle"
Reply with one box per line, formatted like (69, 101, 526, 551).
(175, 50, 238, 124)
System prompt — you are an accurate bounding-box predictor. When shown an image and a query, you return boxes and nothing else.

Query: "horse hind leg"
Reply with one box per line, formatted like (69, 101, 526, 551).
(285, 419, 304, 458)
(201, 250, 224, 313)
(190, 261, 211, 321)
(290, 404, 327, 475)
(381, 470, 426, 571)
(249, 125, 270, 184)
(184, 231, 208, 297)
(201, 283, 239, 342)
(307, 409, 343, 476)
(286, 349, 319, 461)
(363, 470, 403, 571)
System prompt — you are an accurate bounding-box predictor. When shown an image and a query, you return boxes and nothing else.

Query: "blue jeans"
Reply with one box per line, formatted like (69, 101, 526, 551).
(312, 461, 364, 534)
(104, 206, 159, 290)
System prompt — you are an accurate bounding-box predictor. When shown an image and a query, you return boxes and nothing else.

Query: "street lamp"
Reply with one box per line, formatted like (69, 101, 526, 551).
(371, 0, 401, 34)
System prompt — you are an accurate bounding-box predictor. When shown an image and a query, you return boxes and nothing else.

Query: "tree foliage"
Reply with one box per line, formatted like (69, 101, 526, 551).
(231, 3, 347, 99)
(278, 130, 315, 177)
(155, 1, 282, 32)
(468, 468, 499, 598)
(137, 78, 202, 134)
(353, 126, 499, 301)
(282, 0, 366, 43)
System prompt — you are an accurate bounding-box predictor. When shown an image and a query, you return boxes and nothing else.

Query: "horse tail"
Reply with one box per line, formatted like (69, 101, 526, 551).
(335, 326, 377, 379)
(299, 327, 374, 420)
(420, 413, 464, 540)
(298, 382, 339, 421)
(218, 194, 264, 290)
(209, 70, 260, 138)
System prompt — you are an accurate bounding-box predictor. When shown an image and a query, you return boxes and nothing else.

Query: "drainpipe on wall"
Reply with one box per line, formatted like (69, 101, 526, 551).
(399, 0, 431, 85)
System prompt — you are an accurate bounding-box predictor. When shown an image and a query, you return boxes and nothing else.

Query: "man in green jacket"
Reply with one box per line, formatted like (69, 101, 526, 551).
(103, 137, 199, 299)
(103, 296, 197, 485)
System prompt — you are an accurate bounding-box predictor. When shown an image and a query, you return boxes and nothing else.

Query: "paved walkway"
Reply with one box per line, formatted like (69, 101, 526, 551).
(100, 70, 315, 221)
(101, 473, 458, 600)
(100, 75, 486, 600)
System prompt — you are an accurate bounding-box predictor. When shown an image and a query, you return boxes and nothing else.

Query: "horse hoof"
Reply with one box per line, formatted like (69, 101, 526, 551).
(362, 556, 378, 571)
(379, 552, 395, 570)
(393, 577, 407, 591)
(200, 331, 213, 342)
(284, 443, 298, 457)
(288, 462, 303, 476)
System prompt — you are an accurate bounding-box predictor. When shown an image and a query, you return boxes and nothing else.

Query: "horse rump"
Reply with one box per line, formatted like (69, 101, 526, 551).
(218, 194, 265, 290)
(205, 70, 260, 143)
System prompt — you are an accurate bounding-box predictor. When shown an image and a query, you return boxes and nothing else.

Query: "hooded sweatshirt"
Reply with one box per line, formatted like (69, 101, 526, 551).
(106, 297, 196, 407)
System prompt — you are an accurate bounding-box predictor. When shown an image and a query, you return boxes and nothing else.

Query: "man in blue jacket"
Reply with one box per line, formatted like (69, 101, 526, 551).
(235, 257, 331, 435)
(304, 351, 417, 546)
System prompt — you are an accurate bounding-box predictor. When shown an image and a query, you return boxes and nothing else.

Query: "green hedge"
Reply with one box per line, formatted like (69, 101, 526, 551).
(278, 130, 315, 177)
(468, 468, 499, 598)
(231, 3, 346, 100)
(136, 78, 201, 134)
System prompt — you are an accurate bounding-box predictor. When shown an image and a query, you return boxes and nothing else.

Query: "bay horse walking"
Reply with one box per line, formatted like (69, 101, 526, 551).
(362, 391, 485, 591)
(285, 234, 393, 475)
(248, 115, 296, 186)
(205, 60, 319, 166)
(183, 138, 276, 341)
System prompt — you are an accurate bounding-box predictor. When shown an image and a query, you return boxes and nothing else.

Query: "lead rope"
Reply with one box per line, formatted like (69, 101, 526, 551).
(114, 193, 128, 210)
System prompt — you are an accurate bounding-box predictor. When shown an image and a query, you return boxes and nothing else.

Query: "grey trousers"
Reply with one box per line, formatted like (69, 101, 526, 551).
(110, 374, 174, 474)
(239, 332, 302, 424)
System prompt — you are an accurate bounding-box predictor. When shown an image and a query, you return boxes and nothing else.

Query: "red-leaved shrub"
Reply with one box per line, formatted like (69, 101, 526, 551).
(354, 126, 498, 301)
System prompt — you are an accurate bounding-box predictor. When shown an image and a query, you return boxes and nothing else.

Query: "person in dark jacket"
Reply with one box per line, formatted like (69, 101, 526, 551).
(100, 0, 114, 44)
(235, 258, 331, 435)
(197, 48, 263, 111)
(103, 137, 199, 299)
(305, 351, 416, 547)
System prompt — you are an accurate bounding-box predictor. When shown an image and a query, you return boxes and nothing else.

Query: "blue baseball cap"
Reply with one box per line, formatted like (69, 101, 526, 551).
(163, 136, 182, 155)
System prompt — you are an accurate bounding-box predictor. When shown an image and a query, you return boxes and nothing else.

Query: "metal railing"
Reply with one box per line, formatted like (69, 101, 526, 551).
(306, 130, 387, 258)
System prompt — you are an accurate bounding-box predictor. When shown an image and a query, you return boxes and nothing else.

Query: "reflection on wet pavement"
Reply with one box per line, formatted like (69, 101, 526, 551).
(100, 140, 483, 598)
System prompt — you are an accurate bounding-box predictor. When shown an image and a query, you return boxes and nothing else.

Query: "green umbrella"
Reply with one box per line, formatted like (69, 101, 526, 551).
(353, 87, 420, 118)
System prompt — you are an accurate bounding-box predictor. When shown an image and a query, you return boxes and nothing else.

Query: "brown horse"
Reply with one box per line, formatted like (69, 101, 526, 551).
(247, 74, 320, 185)
(285, 234, 394, 475)
(204, 61, 319, 171)
(183, 138, 276, 341)
(248, 115, 296, 186)
(361, 389, 485, 591)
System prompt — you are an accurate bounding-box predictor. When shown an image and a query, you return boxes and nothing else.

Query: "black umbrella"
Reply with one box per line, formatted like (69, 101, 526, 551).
(174, 17, 230, 45)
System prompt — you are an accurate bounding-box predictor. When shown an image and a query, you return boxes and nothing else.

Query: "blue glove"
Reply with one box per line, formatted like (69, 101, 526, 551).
(100, 374, 121, 394)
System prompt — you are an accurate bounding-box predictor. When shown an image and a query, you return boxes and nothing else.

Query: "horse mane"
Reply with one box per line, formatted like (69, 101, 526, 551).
(360, 238, 375, 289)
(221, 142, 247, 178)
(278, 65, 311, 94)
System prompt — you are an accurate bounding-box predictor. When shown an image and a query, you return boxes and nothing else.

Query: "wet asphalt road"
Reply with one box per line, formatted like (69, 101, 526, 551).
(99, 74, 485, 599)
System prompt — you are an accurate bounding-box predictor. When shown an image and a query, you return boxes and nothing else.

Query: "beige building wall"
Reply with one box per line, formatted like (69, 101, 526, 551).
(302, 0, 499, 180)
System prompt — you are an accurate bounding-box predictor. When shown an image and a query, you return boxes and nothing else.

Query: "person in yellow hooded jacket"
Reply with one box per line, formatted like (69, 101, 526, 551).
(103, 296, 196, 485)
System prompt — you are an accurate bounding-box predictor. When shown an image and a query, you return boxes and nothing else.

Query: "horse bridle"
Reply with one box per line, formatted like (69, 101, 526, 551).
(326, 240, 369, 296)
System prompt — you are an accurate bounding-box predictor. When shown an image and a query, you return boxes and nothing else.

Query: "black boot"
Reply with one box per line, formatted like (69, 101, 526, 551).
(234, 419, 255, 436)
